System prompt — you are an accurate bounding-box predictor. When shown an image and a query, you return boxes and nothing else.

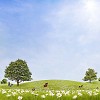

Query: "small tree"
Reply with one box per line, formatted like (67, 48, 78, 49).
(98, 78, 100, 81)
(5, 59, 32, 86)
(1, 79, 7, 84)
(83, 68, 97, 83)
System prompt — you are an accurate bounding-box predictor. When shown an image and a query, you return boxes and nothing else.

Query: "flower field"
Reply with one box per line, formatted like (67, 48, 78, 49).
(1, 80, 100, 100)
(0, 89, 100, 100)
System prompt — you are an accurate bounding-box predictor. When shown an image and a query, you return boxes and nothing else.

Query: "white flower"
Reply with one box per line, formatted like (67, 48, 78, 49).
(95, 89, 99, 92)
(72, 90, 76, 94)
(78, 92, 82, 96)
(21, 90, 25, 93)
(56, 90, 60, 93)
(25, 90, 29, 93)
(61, 90, 65, 94)
(2, 90, 6, 94)
(18, 96, 23, 100)
(56, 92, 62, 98)
(73, 95, 77, 99)
(45, 93, 48, 96)
(65, 91, 70, 95)
(8, 90, 11, 92)
(87, 91, 92, 96)
(31, 91, 34, 94)
(16, 89, 20, 92)
(49, 91, 55, 96)
(93, 92, 98, 96)
(41, 95, 46, 99)
(35, 93, 39, 96)
(12, 92, 17, 96)
(6, 94, 11, 97)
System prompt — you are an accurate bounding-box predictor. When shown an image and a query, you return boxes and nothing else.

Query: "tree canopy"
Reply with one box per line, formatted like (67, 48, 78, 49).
(83, 68, 97, 83)
(5, 59, 32, 86)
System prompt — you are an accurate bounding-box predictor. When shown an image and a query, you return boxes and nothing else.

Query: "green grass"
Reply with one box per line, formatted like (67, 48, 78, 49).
(0, 80, 100, 100)
(0, 80, 100, 90)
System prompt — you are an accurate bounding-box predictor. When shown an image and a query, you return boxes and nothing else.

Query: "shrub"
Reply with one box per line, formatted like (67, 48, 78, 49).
(1, 79, 7, 84)
(98, 78, 100, 81)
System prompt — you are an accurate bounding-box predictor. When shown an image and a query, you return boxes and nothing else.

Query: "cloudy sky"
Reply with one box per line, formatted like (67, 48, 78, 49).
(0, 0, 100, 82)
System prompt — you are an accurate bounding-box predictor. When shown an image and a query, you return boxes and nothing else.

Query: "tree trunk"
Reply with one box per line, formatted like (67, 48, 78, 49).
(89, 80, 91, 83)
(17, 80, 19, 86)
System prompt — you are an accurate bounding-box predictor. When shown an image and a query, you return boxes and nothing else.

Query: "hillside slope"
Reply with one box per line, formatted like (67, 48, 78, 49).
(0, 80, 100, 90)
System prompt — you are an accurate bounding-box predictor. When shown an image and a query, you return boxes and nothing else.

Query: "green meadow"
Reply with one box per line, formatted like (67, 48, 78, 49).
(0, 80, 100, 90)
(0, 80, 100, 100)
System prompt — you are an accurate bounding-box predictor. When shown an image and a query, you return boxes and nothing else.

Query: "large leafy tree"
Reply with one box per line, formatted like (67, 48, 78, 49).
(83, 68, 97, 83)
(5, 59, 32, 86)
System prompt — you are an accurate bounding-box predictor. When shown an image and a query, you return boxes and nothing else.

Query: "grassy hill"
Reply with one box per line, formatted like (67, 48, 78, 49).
(0, 80, 100, 90)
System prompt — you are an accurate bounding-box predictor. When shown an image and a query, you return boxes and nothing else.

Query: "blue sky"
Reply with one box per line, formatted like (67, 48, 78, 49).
(0, 0, 100, 82)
